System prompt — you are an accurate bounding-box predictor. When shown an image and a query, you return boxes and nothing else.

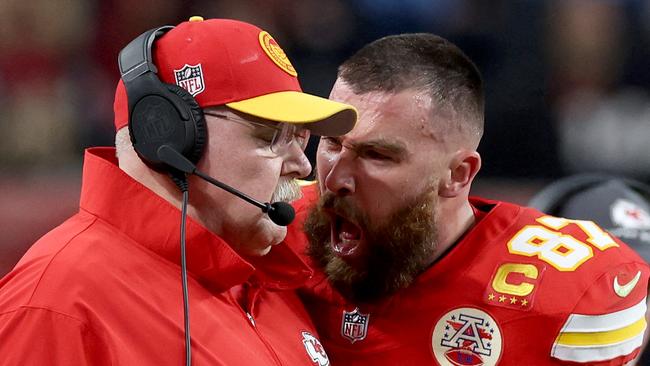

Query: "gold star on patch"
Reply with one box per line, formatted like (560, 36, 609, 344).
(499, 295, 506, 303)
(488, 293, 495, 301)
(521, 299, 528, 306)
(510, 297, 517, 304)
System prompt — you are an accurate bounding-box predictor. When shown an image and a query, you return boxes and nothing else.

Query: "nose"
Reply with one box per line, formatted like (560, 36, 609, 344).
(281, 143, 312, 179)
(323, 150, 355, 196)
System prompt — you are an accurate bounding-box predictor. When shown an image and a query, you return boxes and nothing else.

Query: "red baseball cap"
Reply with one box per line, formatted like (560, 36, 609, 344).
(114, 17, 357, 135)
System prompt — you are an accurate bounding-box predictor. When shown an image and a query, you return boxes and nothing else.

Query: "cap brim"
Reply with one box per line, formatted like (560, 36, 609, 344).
(226, 91, 357, 136)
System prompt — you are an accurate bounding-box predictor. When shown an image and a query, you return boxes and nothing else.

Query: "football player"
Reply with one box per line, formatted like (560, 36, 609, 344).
(286, 33, 649, 366)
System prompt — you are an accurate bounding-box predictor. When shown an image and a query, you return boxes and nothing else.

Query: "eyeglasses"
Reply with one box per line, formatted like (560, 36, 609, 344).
(204, 111, 310, 154)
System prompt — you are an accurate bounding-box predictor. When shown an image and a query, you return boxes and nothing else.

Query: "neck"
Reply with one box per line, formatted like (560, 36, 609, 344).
(119, 151, 202, 224)
(433, 195, 475, 261)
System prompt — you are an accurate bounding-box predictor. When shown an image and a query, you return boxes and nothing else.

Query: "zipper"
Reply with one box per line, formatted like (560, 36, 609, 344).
(245, 311, 256, 327)
(230, 284, 284, 365)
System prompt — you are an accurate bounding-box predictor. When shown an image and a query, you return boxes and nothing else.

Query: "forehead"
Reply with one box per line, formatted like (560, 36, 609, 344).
(329, 81, 438, 143)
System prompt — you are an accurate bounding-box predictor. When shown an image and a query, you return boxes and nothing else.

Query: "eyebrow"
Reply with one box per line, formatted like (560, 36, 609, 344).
(347, 138, 408, 157)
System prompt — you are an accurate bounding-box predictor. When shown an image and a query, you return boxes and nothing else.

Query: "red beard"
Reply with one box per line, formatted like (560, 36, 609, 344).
(304, 189, 439, 302)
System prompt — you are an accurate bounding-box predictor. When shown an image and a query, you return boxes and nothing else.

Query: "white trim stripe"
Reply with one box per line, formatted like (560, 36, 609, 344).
(561, 298, 647, 333)
(552, 331, 645, 363)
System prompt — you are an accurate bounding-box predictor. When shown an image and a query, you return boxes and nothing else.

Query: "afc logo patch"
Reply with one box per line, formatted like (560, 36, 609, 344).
(174, 64, 205, 97)
(341, 307, 369, 343)
(301, 331, 329, 366)
(432, 307, 502, 366)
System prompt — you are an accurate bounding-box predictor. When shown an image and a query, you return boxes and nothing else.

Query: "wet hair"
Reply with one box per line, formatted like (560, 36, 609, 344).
(338, 33, 484, 140)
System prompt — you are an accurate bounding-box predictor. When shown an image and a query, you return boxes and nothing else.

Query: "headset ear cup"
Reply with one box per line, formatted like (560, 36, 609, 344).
(165, 84, 207, 164)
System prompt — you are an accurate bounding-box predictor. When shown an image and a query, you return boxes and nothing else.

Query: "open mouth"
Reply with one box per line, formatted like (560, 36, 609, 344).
(330, 212, 365, 261)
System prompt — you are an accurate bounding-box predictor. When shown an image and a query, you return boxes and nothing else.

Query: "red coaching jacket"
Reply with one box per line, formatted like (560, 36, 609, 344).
(0, 148, 329, 366)
(287, 183, 649, 366)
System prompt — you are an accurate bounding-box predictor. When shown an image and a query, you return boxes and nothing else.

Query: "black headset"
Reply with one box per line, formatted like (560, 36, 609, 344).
(528, 173, 650, 214)
(118, 26, 207, 170)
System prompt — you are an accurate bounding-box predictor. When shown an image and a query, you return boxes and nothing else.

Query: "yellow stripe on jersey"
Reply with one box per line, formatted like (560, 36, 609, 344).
(559, 297, 646, 333)
(551, 298, 648, 363)
(555, 317, 646, 346)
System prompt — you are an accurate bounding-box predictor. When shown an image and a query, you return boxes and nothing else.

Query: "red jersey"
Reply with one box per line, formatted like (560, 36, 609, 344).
(287, 183, 649, 366)
(0, 148, 330, 366)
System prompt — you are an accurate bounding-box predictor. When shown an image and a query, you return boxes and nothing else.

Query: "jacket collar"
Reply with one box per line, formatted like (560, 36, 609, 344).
(79, 147, 311, 292)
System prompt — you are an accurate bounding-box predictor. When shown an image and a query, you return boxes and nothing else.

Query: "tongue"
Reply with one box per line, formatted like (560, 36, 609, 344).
(340, 221, 361, 240)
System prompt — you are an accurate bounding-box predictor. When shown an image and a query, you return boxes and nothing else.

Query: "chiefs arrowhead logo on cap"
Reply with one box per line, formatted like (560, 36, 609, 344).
(259, 31, 297, 77)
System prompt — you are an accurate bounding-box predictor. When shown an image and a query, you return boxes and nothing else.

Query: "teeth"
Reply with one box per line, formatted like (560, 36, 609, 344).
(339, 234, 353, 244)
(339, 231, 358, 242)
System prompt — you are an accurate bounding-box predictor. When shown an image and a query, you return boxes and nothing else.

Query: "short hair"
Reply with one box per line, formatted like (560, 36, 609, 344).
(338, 33, 484, 140)
(114, 127, 133, 160)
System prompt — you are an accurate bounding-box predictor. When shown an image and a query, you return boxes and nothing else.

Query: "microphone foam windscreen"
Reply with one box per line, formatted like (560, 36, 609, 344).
(268, 202, 295, 226)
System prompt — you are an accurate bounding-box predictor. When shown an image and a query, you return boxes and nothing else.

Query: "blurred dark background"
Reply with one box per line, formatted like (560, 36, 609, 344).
(2, 0, 650, 276)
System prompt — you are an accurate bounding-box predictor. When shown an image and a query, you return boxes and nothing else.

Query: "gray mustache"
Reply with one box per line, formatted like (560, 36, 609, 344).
(271, 178, 302, 203)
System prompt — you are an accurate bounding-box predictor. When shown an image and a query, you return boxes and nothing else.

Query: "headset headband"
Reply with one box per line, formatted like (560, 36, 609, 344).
(119, 26, 174, 83)
(116, 25, 206, 168)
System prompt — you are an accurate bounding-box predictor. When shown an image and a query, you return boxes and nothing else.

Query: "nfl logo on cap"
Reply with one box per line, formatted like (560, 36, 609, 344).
(174, 64, 205, 96)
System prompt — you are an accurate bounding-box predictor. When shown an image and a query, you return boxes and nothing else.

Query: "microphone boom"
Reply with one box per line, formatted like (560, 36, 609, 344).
(158, 145, 295, 226)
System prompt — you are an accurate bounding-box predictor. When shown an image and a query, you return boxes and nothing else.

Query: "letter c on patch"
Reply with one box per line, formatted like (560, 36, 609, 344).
(492, 263, 539, 296)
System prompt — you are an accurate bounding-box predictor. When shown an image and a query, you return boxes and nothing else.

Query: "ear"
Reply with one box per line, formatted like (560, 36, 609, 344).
(439, 150, 481, 198)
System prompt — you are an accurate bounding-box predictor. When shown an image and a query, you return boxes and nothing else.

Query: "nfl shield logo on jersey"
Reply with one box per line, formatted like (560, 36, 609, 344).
(432, 307, 502, 366)
(301, 331, 329, 366)
(341, 307, 369, 343)
(174, 64, 205, 97)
